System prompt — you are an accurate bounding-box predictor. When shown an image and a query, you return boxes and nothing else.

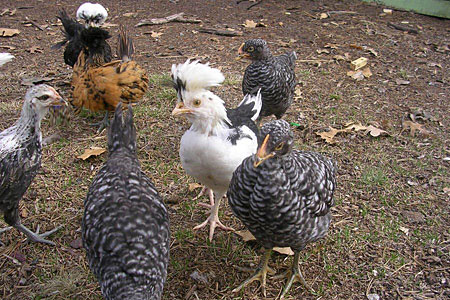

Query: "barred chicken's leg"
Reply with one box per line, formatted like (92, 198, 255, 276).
(90, 111, 110, 133)
(279, 251, 314, 299)
(15, 223, 62, 245)
(233, 249, 274, 297)
(193, 192, 234, 241)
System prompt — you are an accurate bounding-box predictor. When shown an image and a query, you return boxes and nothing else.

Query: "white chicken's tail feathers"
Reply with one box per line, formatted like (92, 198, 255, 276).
(0, 53, 14, 67)
(238, 88, 262, 122)
(171, 60, 225, 94)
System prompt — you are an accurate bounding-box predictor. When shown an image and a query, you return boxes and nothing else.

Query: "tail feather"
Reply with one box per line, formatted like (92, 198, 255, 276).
(237, 88, 262, 122)
(118, 26, 134, 61)
(53, 9, 83, 47)
(108, 103, 137, 154)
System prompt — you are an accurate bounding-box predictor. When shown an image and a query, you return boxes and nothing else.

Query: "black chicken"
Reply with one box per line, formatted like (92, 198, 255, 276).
(82, 103, 170, 300)
(228, 119, 336, 299)
(0, 84, 65, 245)
(238, 39, 297, 123)
(52, 5, 112, 67)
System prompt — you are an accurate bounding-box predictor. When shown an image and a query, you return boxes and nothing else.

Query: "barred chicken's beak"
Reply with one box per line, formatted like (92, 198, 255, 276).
(50, 93, 68, 107)
(172, 102, 192, 116)
(254, 134, 274, 168)
(236, 43, 249, 61)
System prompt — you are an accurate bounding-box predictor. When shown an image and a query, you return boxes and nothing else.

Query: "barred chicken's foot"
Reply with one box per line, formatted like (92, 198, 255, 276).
(233, 249, 274, 297)
(90, 111, 110, 133)
(279, 252, 314, 299)
(15, 223, 62, 245)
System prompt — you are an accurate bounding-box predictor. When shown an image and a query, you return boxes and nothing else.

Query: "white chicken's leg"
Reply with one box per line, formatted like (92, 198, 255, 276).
(193, 191, 234, 241)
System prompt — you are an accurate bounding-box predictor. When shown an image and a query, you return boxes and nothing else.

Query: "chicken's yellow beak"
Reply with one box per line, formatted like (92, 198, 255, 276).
(253, 134, 274, 168)
(236, 43, 250, 61)
(172, 102, 192, 116)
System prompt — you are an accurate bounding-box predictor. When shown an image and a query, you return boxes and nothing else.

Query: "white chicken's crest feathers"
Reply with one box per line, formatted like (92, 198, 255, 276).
(172, 60, 225, 93)
(0, 53, 14, 67)
(76, 2, 108, 24)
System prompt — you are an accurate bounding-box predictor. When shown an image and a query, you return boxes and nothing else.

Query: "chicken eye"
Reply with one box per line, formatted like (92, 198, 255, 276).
(275, 142, 284, 151)
(38, 95, 50, 101)
(247, 46, 254, 52)
(193, 99, 201, 107)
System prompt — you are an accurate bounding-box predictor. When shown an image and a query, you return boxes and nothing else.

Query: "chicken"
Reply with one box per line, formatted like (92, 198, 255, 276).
(171, 60, 262, 241)
(82, 103, 170, 300)
(238, 39, 297, 123)
(0, 84, 65, 245)
(71, 26, 149, 131)
(52, 3, 112, 68)
(228, 119, 336, 299)
(0, 53, 14, 67)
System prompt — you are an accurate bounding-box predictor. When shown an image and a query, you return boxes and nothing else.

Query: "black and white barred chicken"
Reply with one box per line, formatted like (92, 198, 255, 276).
(82, 103, 170, 300)
(0, 84, 65, 245)
(53, 2, 112, 67)
(171, 60, 262, 241)
(228, 119, 336, 299)
(238, 39, 297, 123)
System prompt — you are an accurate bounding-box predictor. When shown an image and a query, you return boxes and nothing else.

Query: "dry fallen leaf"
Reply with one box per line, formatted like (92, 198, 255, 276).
(21, 207, 28, 218)
(102, 22, 119, 28)
(0, 28, 20, 37)
(188, 183, 203, 192)
(27, 46, 43, 54)
(243, 20, 257, 28)
(316, 127, 342, 144)
(123, 12, 137, 17)
(77, 147, 106, 160)
(362, 67, 372, 78)
(347, 70, 364, 81)
(317, 49, 330, 54)
(273, 247, 294, 256)
(150, 31, 163, 38)
(365, 125, 388, 137)
(235, 230, 256, 242)
(402, 121, 430, 136)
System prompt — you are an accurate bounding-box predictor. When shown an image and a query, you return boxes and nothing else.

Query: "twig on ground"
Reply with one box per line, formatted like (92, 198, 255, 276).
(387, 22, 418, 34)
(198, 28, 242, 37)
(135, 13, 201, 27)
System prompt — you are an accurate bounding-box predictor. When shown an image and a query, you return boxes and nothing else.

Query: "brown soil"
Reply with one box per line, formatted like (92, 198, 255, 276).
(0, 1, 448, 300)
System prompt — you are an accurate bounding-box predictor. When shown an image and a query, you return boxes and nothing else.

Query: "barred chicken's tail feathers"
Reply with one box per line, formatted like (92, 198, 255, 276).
(108, 103, 136, 154)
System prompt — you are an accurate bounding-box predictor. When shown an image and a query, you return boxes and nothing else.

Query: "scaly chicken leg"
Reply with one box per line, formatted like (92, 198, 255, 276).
(193, 190, 234, 241)
(90, 111, 110, 133)
(279, 251, 314, 299)
(233, 249, 275, 297)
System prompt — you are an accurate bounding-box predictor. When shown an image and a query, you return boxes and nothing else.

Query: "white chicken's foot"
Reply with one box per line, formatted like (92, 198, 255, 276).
(196, 188, 215, 208)
(193, 195, 234, 241)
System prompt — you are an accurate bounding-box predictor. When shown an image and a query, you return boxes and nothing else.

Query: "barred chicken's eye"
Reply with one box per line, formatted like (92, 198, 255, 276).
(38, 95, 50, 101)
(275, 142, 284, 151)
(193, 99, 201, 107)
(247, 46, 255, 52)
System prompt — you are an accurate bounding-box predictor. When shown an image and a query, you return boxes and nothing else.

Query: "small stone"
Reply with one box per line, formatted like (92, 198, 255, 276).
(367, 293, 380, 300)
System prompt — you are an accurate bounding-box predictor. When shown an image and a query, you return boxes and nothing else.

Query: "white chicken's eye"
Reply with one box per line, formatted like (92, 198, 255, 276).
(193, 99, 201, 107)
(275, 142, 284, 151)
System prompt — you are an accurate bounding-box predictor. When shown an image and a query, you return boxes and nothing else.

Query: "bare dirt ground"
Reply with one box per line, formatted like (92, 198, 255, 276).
(0, 0, 448, 299)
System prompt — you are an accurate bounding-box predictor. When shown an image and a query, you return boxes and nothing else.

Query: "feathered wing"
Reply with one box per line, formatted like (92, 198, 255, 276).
(83, 104, 170, 299)
(52, 9, 84, 67)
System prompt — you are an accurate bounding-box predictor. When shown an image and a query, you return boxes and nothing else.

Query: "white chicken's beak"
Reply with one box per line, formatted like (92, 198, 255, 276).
(172, 102, 192, 116)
